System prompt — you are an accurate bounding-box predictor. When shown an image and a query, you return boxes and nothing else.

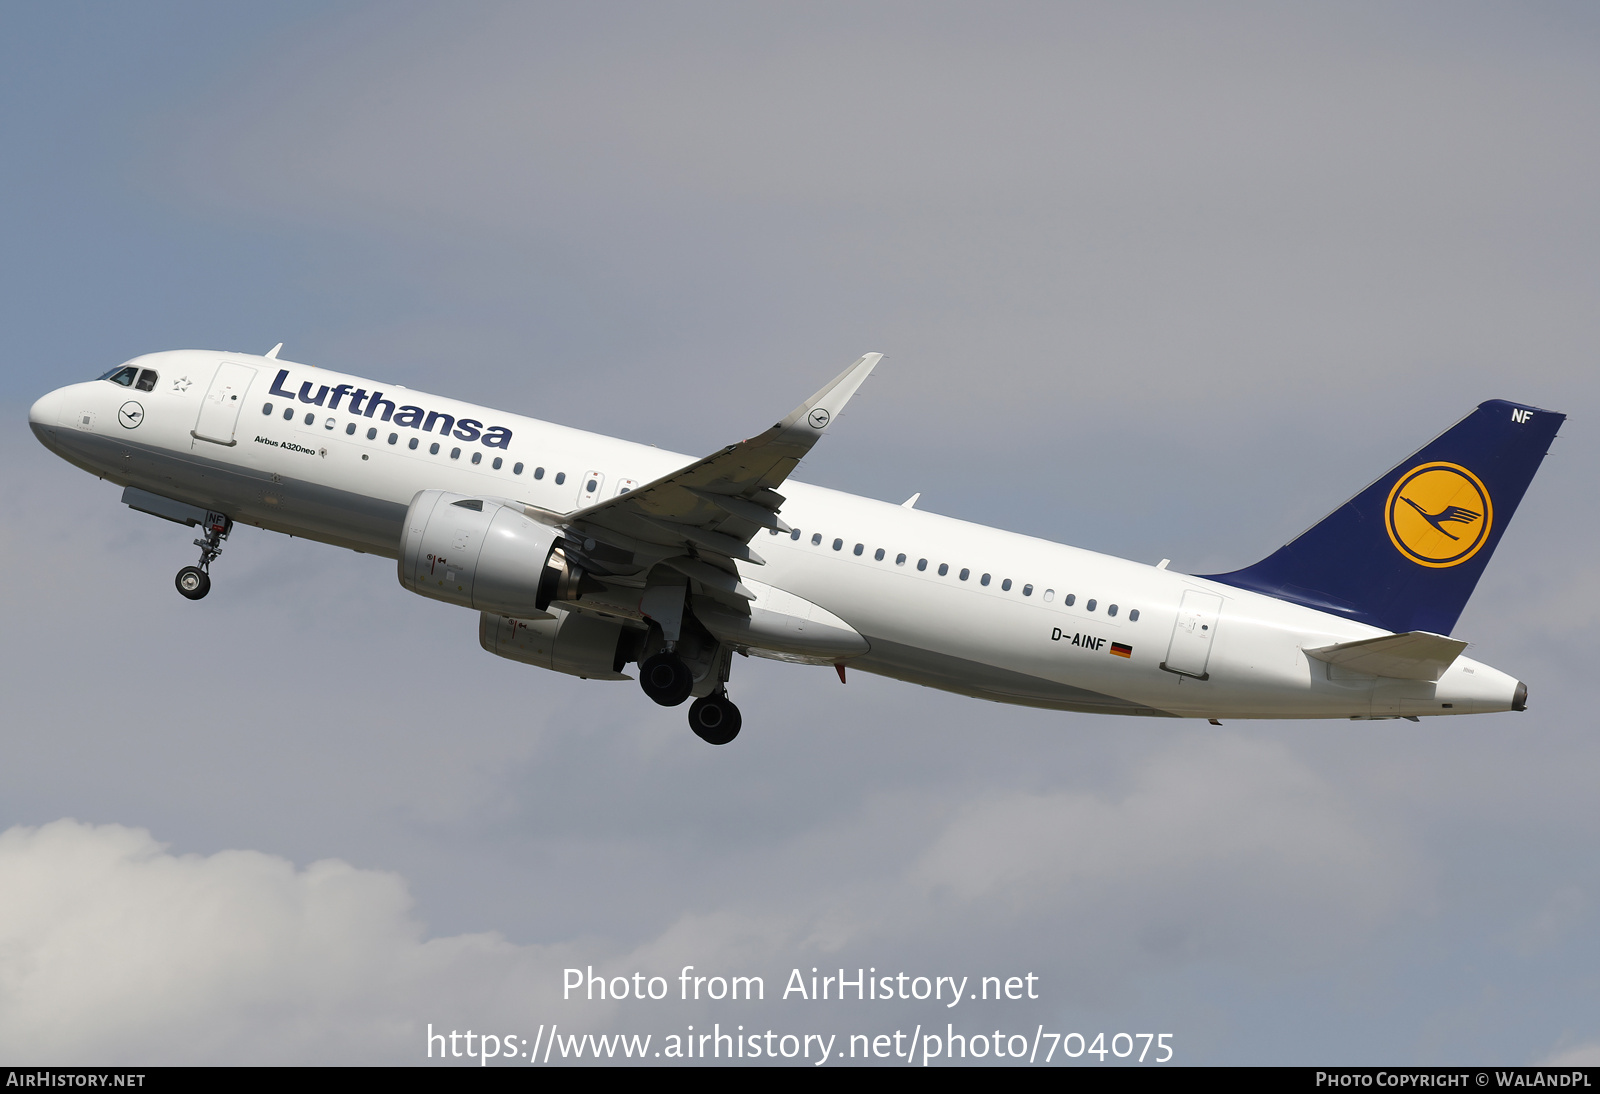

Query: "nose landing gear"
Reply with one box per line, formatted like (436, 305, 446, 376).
(175, 511, 231, 601)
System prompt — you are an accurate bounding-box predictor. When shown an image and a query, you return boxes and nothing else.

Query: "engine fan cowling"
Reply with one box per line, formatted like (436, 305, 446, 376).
(399, 489, 563, 618)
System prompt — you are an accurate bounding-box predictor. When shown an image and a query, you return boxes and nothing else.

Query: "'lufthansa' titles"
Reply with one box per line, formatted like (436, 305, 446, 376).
(268, 369, 513, 449)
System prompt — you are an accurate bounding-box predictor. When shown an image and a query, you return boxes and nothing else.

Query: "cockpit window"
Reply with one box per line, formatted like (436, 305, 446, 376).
(100, 366, 140, 387)
(135, 369, 158, 392)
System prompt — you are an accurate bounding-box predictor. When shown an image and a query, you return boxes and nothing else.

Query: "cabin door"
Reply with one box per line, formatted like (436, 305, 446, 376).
(193, 362, 257, 446)
(1161, 590, 1224, 679)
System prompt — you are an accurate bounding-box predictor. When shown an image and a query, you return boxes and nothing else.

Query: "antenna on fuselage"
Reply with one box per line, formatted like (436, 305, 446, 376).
(265, 343, 283, 359)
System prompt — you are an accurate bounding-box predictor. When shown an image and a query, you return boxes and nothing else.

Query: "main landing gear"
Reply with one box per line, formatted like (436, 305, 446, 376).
(174, 511, 232, 601)
(639, 651, 695, 707)
(687, 691, 741, 745)
(638, 649, 743, 745)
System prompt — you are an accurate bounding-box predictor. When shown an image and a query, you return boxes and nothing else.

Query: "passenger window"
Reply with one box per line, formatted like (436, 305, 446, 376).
(304, 413, 315, 426)
(918, 559, 928, 571)
(429, 442, 440, 455)
(534, 467, 544, 479)
(450, 447, 461, 459)
(555, 472, 566, 485)
(283, 409, 293, 421)
(874, 548, 885, 561)
(324, 418, 335, 430)
(1044, 589, 1055, 602)
(367, 427, 377, 440)
(1108, 604, 1118, 617)
(1086, 599, 1097, 612)
(959, 568, 970, 581)
(1001, 578, 1011, 591)
(388, 433, 397, 445)
(980, 573, 990, 586)
(492, 457, 502, 470)
(896, 553, 906, 565)
(408, 438, 419, 450)
(345, 423, 356, 435)
(812, 533, 823, 546)
(790, 529, 801, 541)
(1129, 609, 1140, 622)
(1064, 594, 1076, 606)
(262, 403, 274, 416)
(938, 563, 948, 576)
(1023, 584, 1033, 596)
(833, 538, 843, 551)
(853, 543, 863, 556)
(106, 366, 139, 387)
(514, 462, 524, 475)
(471, 451, 481, 464)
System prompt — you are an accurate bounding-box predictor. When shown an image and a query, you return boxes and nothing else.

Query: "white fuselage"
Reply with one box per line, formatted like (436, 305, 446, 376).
(29, 350, 1524, 719)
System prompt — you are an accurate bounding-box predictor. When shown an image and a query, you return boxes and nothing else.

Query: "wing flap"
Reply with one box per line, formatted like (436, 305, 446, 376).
(1304, 631, 1468, 681)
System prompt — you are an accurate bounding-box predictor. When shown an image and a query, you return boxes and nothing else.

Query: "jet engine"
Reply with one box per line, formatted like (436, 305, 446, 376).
(398, 489, 596, 617)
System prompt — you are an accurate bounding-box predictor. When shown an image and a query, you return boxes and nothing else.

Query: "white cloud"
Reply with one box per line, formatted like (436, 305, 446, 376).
(907, 734, 1413, 969)
(0, 735, 1419, 1062)
(0, 820, 577, 1063)
(1545, 1041, 1600, 1067)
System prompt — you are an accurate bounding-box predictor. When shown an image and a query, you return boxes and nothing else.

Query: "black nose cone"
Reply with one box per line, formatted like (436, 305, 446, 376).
(1512, 681, 1528, 712)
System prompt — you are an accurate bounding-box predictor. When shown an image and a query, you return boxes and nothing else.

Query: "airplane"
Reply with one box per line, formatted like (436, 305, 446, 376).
(28, 348, 1564, 744)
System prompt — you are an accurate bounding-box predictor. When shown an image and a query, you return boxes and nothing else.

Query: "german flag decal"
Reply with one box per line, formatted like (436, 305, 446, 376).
(1110, 642, 1133, 659)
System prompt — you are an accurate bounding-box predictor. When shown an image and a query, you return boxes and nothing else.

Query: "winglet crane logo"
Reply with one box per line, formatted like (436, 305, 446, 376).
(1384, 462, 1493, 568)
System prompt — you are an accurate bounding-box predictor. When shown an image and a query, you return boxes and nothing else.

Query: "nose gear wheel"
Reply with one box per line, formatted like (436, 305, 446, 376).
(173, 511, 231, 601)
(175, 566, 210, 600)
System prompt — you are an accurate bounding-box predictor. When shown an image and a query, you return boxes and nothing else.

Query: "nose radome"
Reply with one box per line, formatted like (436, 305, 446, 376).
(29, 388, 63, 430)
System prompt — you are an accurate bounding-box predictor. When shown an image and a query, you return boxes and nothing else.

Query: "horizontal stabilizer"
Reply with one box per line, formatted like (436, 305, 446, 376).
(1304, 631, 1468, 681)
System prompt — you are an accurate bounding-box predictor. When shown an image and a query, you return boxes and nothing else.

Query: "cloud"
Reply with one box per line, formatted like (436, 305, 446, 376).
(0, 731, 1415, 1062)
(0, 819, 575, 1063)
(906, 734, 1412, 971)
(1544, 1041, 1600, 1067)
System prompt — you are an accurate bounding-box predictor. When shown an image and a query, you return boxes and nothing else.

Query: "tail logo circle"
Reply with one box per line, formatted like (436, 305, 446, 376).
(1385, 462, 1493, 568)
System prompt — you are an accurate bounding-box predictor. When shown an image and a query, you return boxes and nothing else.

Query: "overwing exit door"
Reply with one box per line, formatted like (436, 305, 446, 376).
(193, 362, 257, 446)
(1161, 590, 1224, 679)
(576, 470, 605, 509)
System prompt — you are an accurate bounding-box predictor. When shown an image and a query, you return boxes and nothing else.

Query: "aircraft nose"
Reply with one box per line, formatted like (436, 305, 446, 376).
(29, 387, 63, 430)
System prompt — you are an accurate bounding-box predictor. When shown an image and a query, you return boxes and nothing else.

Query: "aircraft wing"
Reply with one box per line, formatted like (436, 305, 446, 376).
(535, 353, 882, 598)
(1304, 631, 1468, 681)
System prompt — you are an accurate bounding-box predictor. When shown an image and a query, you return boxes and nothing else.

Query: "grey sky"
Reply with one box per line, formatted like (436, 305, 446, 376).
(2, 1, 1597, 1065)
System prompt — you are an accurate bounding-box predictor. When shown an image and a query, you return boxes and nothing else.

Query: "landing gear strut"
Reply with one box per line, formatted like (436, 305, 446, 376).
(175, 511, 231, 601)
(688, 691, 742, 745)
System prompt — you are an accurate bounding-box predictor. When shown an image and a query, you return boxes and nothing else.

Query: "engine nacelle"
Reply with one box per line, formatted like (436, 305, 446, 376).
(479, 609, 635, 681)
(400, 489, 568, 618)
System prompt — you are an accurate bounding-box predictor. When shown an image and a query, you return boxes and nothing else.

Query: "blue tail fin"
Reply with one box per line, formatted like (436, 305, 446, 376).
(1201, 400, 1565, 635)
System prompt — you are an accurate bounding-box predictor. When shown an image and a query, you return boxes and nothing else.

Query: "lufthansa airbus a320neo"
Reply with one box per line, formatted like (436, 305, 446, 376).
(29, 348, 1563, 744)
